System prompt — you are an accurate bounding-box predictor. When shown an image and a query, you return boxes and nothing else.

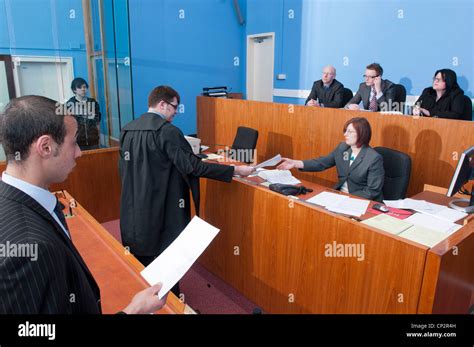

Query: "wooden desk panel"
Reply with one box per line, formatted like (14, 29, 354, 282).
(60, 191, 185, 314)
(199, 178, 429, 313)
(197, 97, 474, 197)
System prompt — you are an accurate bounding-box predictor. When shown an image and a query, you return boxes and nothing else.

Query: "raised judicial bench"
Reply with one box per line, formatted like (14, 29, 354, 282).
(196, 97, 474, 314)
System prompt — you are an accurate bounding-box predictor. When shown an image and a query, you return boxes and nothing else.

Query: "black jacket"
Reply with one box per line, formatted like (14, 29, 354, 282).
(0, 181, 101, 314)
(119, 113, 234, 257)
(305, 79, 345, 108)
(66, 96, 101, 148)
(415, 87, 466, 120)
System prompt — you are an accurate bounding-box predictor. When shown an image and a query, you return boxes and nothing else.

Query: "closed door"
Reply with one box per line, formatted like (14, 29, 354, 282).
(247, 33, 274, 102)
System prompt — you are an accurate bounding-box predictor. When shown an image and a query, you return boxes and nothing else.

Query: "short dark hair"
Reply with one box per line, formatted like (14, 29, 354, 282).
(71, 77, 89, 92)
(0, 96, 67, 163)
(148, 86, 180, 108)
(343, 117, 372, 148)
(366, 63, 383, 77)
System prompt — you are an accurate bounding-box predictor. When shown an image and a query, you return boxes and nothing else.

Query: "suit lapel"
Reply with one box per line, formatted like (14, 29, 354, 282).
(349, 146, 368, 173)
(0, 181, 99, 293)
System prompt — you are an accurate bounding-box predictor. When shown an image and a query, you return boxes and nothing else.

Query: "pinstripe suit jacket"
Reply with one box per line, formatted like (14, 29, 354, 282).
(0, 181, 101, 314)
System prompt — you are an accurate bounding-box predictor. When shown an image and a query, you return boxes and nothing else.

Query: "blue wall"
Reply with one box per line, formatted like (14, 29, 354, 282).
(129, 0, 246, 135)
(246, 0, 473, 108)
(0, 0, 89, 96)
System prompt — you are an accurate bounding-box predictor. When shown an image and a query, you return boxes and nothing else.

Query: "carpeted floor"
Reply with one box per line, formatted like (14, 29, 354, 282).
(101, 220, 261, 314)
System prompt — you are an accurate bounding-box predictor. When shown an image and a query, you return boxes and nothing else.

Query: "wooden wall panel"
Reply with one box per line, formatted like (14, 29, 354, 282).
(0, 148, 121, 223)
(197, 97, 474, 196)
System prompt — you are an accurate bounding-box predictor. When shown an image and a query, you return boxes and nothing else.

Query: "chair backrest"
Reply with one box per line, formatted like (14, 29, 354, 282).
(393, 84, 407, 104)
(232, 126, 259, 150)
(374, 146, 411, 200)
(231, 126, 259, 163)
(462, 95, 473, 121)
(342, 88, 353, 106)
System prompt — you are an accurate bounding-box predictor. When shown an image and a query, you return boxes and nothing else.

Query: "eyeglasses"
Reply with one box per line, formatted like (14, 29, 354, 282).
(433, 78, 445, 83)
(363, 75, 379, 79)
(344, 129, 357, 134)
(164, 100, 179, 110)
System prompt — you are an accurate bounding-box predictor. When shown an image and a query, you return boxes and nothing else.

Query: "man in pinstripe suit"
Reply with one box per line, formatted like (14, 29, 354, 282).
(0, 95, 167, 314)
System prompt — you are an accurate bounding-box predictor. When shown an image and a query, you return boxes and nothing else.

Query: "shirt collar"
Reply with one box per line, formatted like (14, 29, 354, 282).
(1, 172, 57, 214)
(148, 109, 167, 120)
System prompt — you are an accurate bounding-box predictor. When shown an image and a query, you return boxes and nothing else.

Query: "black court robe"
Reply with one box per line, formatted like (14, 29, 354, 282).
(119, 113, 234, 257)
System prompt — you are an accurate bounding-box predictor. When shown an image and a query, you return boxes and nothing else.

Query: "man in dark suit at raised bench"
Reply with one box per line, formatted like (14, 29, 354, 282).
(346, 62, 396, 112)
(305, 65, 345, 108)
(0, 95, 167, 314)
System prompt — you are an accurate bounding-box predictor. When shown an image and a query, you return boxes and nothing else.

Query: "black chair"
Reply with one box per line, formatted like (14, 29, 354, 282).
(229, 126, 259, 163)
(374, 147, 411, 200)
(342, 88, 353, 106)
(462, 95, 473, 121)
(392, 84, 406, 112)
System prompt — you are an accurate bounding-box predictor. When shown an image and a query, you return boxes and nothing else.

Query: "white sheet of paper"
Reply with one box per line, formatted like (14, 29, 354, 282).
(140, 217, 220, 299)
(405, 213, 462, 235)
(326, 197, 370, 217)
(203, 153, 223, 161)
(257, 169, 301, 184)
(254, 154, 282, 169)
(306, 191, 350, 207)
(384, 199, 467, 223)
(200, 145, 210, 152)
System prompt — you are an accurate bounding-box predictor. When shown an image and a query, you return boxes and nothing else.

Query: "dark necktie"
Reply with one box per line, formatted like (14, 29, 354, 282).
(54, 199, 71, 239)
(369, 86, 378, 111)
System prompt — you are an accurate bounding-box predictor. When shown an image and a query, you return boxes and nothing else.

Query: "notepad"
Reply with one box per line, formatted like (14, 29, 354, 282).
(362, 214, 414, 235)
(398, 225, 451, 248)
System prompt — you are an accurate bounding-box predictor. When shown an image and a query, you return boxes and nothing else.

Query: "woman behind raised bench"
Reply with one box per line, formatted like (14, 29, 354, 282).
(277, 117, 385, 202)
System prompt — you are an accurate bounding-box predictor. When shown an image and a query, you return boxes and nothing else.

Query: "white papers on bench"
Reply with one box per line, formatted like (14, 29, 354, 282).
(306, 191, 370, 217)
(384, 198, 467, 223)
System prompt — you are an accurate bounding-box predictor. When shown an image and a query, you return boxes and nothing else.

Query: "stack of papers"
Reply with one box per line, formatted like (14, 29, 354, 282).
(405, 213, 463, 234)
(384, 198, 467, 223)
(306, 191, 370, 217)
(141, 217, 220, 299)
(362, 214, 414, 235)
(257, 169, 301, 185)
(398, 226, 453, 248)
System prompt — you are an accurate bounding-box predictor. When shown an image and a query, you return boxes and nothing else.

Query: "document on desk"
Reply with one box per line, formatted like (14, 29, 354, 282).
(405, 213, 463, 235)
(306, 191, 349, 207)
(306, 192, 369, 217)
(362, 214, 414, 235)
(254, 154, 282, 169)
(384, 199, 467, 223)
(326, 198, 370, 217)
(203, 153, 223, 161)
(398, 225, 451, 248)
(140, 216, 220, 299)
(257, 169, 301, 184)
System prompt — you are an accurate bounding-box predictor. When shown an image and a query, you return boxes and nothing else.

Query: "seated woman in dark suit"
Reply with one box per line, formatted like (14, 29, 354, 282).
(277, 117, 385, 201)
(412, 69, 465, 120)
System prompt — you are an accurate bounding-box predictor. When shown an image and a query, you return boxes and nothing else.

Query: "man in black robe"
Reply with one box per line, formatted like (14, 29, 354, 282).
(119, 86, 254, 293)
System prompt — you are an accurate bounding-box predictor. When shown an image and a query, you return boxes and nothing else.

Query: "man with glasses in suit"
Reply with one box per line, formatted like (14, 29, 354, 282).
(119, 86, 254, 297)
(346, 63, 395, 112)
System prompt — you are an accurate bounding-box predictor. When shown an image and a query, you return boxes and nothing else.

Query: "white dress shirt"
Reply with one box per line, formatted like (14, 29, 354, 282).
(1, 172, 71, 239)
